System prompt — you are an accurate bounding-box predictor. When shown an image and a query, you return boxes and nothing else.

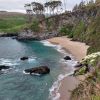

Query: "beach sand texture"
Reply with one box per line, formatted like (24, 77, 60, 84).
(48, 36, 89, 100)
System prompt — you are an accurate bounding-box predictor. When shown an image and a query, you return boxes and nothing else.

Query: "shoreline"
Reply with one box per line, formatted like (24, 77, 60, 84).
(47, 36, 89, 100)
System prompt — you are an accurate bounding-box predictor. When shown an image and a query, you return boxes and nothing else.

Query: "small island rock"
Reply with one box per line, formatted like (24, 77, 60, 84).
(24, 66, 50, 75)
(64, 56, 71, 60)
(20, 57, 28, 61)
(0, 65, 10, 70)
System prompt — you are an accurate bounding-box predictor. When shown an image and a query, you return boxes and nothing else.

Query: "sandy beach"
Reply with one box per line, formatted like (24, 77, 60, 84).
(48, 36, 89, 100)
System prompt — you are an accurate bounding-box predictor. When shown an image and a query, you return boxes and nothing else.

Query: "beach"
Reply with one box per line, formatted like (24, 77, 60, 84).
(48, 36, 89, 100)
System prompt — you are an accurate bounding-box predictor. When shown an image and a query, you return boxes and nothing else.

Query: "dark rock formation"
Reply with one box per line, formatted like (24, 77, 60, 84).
(0, 65, 10, 70)
(64, 56, 71, 60)
(16, 31, 58, 41)
(20, 57, 28, 61)
(24, 66, 50, 75)
(0, 33, 18, 37)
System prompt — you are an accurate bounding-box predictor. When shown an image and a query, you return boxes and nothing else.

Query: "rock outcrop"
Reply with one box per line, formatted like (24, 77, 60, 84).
(0, 65, 10, 70)
(64, 56, 71, 60)
(20, 57, 29, 61)
(24, 66, 50, 75)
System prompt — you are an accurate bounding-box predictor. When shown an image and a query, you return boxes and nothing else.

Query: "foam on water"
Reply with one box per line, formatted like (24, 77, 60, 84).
(23, 70, 41, 76)
(41, 40, 78, 100)
(49, 59, 78, 100)
(49, 71, 74, 100)
(41, 40, 57, 47)
(28, 57, 37, 62)
(0, 58, 19, 66)
(41, 40, 68, 55)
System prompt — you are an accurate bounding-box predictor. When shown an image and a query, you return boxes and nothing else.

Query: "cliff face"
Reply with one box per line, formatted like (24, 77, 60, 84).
(42, 2, 100, 54)
(34, 1, 100, 54)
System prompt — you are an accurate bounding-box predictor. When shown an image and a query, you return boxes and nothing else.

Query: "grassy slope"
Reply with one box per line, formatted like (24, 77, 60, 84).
(0, 12, 28, 33)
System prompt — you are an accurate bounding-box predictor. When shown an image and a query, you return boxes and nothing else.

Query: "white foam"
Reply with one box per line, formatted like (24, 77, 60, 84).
(41, 40, 68, 55)
(23, 70, 41, 76)
(41, 40, 78, 100)
(41, 40, 57, 47)
(28, 58, 36, 62)
(49, 71, 74, 100)
(49, 58, 77, 100)
(0, 58, 19, 66)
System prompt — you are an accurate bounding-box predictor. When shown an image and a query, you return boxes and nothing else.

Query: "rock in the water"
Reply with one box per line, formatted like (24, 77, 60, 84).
(20, 57, 28, 61)
(64, 56, 71, 60)
(24, 66, 50, 75)
(0, 65, 10, 70)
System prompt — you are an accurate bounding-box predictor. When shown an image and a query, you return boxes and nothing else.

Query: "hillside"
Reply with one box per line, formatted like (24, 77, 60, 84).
(0, 11, 27, 33)
(40, 1, 100, 54)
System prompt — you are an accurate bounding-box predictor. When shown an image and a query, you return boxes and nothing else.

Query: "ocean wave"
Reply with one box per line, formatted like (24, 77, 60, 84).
(41, 40, 57, 47)
(49, 71, 74, 100)
(28, 57, 37, 62)
(60, 59, 78, 67)
(49, 58, 77, 100)
(0, 58, 19, 66)
(41, 40, 68, 55)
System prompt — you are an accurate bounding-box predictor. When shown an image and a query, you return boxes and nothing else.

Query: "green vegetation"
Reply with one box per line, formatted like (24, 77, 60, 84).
(0, 14, 27, 33)
(46, 19, 54, 31)
(59, 24, 73, 36)
(68, 1, 100, 99)
(71, 52, 100, 100)
(72, 20, 86, 41)
(61, 3, 100, 54)
(30, 20, 40, 32)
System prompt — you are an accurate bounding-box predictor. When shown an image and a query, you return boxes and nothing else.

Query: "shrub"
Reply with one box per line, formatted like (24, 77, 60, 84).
(59, 24, 73, 36)
(30, 20, 40, 32)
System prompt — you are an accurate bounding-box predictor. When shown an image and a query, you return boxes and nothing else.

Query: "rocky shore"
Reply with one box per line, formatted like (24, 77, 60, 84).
(0, 30, 59, 41)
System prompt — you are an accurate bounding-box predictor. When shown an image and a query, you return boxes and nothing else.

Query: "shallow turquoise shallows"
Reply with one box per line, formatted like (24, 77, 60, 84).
(0, 37, 73, 100)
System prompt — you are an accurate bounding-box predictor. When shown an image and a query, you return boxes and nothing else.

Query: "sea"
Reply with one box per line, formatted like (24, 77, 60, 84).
(0, 37, 77, 100)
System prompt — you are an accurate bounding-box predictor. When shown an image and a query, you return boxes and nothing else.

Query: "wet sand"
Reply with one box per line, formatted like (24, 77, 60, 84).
(48, 36, 89, 100)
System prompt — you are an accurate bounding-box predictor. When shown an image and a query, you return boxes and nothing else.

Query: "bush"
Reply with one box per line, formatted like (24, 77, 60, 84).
(72, 20, 86, 41)
(30, 20, 40, 32)
(59, 24, 73, 36)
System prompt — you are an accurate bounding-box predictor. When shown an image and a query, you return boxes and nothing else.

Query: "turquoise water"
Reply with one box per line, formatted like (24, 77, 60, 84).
(0, 37, 74, 100)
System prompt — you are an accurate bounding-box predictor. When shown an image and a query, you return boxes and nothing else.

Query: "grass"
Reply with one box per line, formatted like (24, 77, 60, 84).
(0, 14, 27, 33)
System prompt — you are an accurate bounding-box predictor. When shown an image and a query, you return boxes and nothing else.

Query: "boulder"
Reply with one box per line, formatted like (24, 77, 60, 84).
(0, 65, 10, 70)
(24, 66, 50, 75)
(20, 57, 28, 61)
(64, 56, 71, 60)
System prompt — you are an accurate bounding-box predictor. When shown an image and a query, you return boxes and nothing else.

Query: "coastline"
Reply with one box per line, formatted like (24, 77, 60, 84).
(47, 36, 89, 100)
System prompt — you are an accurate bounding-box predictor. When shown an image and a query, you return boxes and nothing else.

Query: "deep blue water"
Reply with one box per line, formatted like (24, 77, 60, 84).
(0, 37, 74, 100)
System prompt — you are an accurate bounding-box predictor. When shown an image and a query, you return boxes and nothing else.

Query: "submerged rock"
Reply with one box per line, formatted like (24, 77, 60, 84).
(64, 56, 71, 60)
(24, 66, 50, 75)
(0, 65, 10, 70)
(20, 57, 28, 61)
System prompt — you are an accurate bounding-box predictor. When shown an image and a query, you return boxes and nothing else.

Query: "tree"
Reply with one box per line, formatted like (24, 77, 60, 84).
(24, 4, 33, 22)
(78, 0, 85, 9)
(73, 4, 78, 11)
(45, 1, 62, 15)
(31, 2, 44, 15)
(45, 2, 52, 15)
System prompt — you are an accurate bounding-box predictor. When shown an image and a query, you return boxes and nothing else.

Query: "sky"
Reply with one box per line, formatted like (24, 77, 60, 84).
(0, 0, 91, 13)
